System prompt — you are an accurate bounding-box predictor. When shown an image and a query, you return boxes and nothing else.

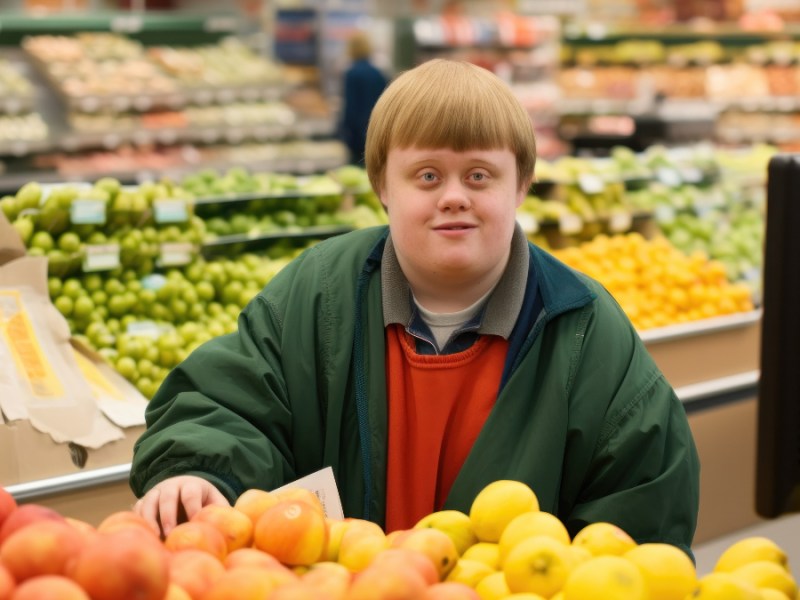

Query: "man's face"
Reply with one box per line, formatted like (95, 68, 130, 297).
(380, 146, 525, 296)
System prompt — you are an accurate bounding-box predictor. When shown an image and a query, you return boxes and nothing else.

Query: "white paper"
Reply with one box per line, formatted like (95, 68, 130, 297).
(273, 466, 344, 520)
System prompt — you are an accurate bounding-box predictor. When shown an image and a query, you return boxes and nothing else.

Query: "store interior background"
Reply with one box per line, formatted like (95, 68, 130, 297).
(2, 0, 800, 574)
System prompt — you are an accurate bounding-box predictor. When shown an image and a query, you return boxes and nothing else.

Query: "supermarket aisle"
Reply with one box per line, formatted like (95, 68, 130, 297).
(693, 513, 800, 575)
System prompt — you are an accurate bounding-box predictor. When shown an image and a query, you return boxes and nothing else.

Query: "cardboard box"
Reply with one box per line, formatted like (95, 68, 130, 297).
(0, 211, 147, 487)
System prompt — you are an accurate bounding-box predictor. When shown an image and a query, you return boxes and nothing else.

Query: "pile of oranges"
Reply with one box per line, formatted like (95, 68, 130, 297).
(552, 233, 754, 331)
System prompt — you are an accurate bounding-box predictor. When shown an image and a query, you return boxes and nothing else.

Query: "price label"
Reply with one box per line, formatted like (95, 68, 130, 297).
(141, 273, 167, 291)
(127, 320, 168, 339)
(578, 173, 605, 195)
(111, 15, 143, 33)
(607, 210, 632, 233)
(679, 167, 703, 184)
(153, 199, 189, 223)
(656, 167, 683, 188)
(158, 242, 195, 267)
(654, 204, 676, 223)
(82, 243, 120, 272)
(70, 199, 107, 225)
(516, 213, 540, 234)
(558, 213, 583, 235)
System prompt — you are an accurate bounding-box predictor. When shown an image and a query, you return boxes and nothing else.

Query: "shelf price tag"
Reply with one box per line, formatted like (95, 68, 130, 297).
(656, 167, 683, 188)
(577, 173, 605, 195)
(516, 212, 539, 235)
(70, 199, 107, 225)
(607, 210, 633, 233)
(558, 213, 583, 235)
(127, 320, 169, 339)
(153, 199, 189, 223)
(82, 243, 120, 272)
(654, 204, 676, 223)
(111, 15, 143, 33)
(157, 242, 195, 267)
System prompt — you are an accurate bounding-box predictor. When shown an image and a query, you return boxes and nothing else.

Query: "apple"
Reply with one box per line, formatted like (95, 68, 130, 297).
(0, 504, 65, 546)
(9, 575, 89, 600)
(168, 549, 225, 600)
(190, 504, 253, 554)
(0, 519, 86, 581)
(0, 488, 17, 530)
(69, 528, 170, 600)
(253, 500, 328, 567)
(164, 520, 228, 560)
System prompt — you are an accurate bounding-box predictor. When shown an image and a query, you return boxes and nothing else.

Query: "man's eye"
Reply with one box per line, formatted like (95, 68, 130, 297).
(421, 172, 437, 182)
(471, 172, 486, 181)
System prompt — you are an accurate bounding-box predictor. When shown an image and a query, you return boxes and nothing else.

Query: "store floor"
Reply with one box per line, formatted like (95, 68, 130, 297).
(693, 513, 800, 575)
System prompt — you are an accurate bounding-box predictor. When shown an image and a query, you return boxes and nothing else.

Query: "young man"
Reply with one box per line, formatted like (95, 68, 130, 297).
(131, 59, 700, 555)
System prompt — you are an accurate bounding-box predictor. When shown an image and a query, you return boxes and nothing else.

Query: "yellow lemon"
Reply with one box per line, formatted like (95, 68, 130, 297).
(562, 555, 646, 600)
(469, 480, 539, 543)
(570, 545, 592, 566)
(475, 571, 510, 600)
(505, 595, 547, 600)
(688, 572, 762, 599)
(498, 511, 571, 564)
(623, 542, 697, 600)
(415, 509, 479, 556)
(503, 535, 575, 598)
(445, 558, 496, 588)
(759, 589, 791, 600)
(715, 537, 790, 573)
(462, 542, 501, 570)
(571, 522, 637, 556)
(732, 561, 798, 598)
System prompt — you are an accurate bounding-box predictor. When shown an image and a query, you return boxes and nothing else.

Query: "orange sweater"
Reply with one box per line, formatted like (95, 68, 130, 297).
(384, 323, 509, 532)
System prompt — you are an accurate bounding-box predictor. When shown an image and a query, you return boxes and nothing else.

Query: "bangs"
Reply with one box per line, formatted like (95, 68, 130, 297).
(366, 59, 536, 192)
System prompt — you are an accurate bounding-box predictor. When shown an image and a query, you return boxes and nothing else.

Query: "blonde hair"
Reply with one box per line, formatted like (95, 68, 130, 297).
(365, 59, 537, 193)
(348, 32, 372, 61)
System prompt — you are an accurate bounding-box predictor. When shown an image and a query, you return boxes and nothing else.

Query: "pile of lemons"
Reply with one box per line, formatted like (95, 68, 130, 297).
(550, 233, 754, 331)
(418, 480, 797, 600)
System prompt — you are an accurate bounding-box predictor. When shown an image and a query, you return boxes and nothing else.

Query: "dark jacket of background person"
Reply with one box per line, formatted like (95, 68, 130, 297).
(340, 35, 388, 166)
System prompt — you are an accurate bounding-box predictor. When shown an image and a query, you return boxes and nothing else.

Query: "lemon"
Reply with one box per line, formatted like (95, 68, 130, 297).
(506, 595, 547, 599)
(688, 572, 762, 599)
(715, 537, 790, 573)
(571, 521, 637, 556)
(503, 535, 575, 597)
(759, 589, 791, 600)
(570, 545, 592, 566)
(445, 558, 496, 588)
(415, 509, 478, 556)
(624, 542, 697, 600)
(475, 571, 511, 600)
(498, 511, 571, 564)
(469, 480, 539, 543)
(732, 561, 798, 598)
(562, 555, 646, 600)
(462, 542, 501, 570)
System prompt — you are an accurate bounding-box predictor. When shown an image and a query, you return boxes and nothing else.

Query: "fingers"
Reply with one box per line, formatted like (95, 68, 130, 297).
(157, 482, 182, 536)
(133, 488, 164, 537)
(132, 476, 231, 538)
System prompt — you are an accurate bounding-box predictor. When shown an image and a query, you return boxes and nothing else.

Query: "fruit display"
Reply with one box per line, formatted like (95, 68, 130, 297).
(1, 167, 388, 398)
(517, 144, 771, 295)
(22, 34, 284, 104)
(552, 233, 755, 331)
(0, 479, 797, 599)
(0, 59, 34, 108)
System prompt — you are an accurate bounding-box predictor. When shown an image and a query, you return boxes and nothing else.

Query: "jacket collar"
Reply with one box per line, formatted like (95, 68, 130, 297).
(381, 224, 529, 339)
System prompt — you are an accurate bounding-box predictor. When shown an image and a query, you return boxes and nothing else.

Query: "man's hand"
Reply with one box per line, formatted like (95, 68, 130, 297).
(133, 475, 229, 537)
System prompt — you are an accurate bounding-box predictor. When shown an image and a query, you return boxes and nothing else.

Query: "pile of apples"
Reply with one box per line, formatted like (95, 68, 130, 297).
(0, 479, 797, 600)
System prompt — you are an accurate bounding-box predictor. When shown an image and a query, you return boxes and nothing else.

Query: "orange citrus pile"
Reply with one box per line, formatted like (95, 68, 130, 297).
(552, 233, 754, 331)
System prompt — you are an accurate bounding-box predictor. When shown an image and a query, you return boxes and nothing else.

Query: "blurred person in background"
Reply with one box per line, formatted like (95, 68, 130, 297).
(338, 31, 388, 166)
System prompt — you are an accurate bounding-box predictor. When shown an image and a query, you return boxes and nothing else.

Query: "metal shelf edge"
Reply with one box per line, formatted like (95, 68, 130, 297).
(6, 463, 132, 501)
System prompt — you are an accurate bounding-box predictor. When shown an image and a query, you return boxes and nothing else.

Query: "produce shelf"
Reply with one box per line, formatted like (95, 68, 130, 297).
(200, 225, 353, 254)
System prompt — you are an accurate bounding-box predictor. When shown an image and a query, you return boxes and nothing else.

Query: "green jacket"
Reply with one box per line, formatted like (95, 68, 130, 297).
(131, 226, 699, 554)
